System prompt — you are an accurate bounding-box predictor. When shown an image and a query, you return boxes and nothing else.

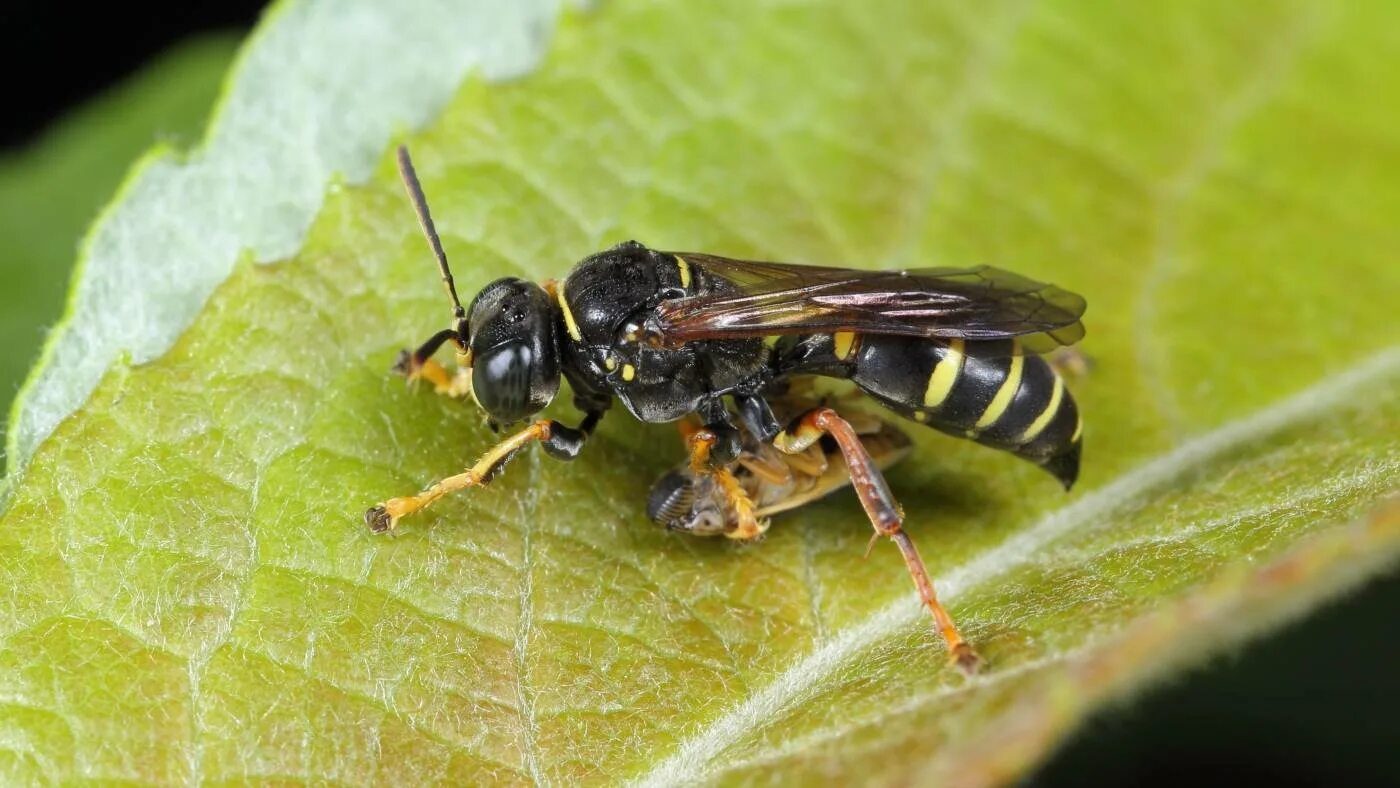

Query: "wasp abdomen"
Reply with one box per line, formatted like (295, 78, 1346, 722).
(844, 335, 1082, 489)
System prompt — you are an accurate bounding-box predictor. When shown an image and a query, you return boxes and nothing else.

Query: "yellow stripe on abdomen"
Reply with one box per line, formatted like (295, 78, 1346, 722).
(1019, 373, 1065, 444)
(923, 339, 965, 408)
(675, 254, 692, 289)
(975, 343, 1023, 430)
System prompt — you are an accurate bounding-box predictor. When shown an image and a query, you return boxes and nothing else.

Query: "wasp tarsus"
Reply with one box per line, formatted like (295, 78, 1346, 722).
(364, 505, 393, 534)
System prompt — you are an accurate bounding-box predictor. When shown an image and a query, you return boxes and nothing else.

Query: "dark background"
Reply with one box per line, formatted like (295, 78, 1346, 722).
(3, 4, 1397, 785)
(2, 4, 263, 148)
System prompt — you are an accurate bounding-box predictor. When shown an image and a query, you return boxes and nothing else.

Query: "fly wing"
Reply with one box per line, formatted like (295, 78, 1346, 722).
(652, 253, 1086, 353)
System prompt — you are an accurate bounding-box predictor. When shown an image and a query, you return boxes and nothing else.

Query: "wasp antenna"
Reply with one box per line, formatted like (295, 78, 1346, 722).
(396, 145, 466, 323)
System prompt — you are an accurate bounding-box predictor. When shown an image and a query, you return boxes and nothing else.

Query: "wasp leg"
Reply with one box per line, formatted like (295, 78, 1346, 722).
(366, 411, 602, 534)
(774, 407, 980, 674)
(735, 393, 781, 443)
(1047, 346, 1093, 379)
(393, 328, 464, 376)
(392, 328, 474, 397)
(402, 358, 472, 398)
(678, 420, 769, 542)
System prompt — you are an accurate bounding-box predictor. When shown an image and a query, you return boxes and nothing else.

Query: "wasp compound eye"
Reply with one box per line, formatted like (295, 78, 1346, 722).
(473, 342, 550, 423)
(466, 278, 561, 423)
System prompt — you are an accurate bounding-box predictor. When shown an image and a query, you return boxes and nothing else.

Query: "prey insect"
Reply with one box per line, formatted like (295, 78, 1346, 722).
(649, 396, 912, 537)
(367, 146, 1087, 673)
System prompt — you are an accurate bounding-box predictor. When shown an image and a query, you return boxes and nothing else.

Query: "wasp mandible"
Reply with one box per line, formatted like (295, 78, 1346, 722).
(367, 147, 1087, 673)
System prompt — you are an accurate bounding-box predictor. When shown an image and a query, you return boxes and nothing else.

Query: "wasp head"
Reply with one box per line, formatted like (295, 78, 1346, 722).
(464, 278, 560, 424)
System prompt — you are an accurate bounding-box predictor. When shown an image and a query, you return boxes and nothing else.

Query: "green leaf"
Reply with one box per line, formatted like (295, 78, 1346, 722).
(4, 0, 1400, 785)
(0, 34, 238, 435)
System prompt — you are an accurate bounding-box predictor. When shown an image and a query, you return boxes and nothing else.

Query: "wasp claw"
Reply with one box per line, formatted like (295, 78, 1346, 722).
(365, 505, 396, 534)
(950, 642, 982, 676)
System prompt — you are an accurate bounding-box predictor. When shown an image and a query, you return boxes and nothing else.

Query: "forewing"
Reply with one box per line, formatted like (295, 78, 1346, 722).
(655, 253, 1086, 352)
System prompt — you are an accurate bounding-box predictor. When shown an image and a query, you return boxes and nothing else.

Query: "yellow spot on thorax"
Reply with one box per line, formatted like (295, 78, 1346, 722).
(556, 281, 582, 342)
(923, 339, 965, 408)
(976, 342, 1024, 430)
(675, 254, 692, 289)
(1019, 372, 1065, 444)
(833, 331, 857, 361)
(621, 363, 636, 382)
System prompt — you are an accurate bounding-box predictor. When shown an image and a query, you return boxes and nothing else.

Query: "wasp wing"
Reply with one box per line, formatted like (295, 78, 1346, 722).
(653, 253, 1086, 353)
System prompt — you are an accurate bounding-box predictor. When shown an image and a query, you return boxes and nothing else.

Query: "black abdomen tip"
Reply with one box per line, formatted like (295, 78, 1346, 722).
(1041, 441, 1081, 490)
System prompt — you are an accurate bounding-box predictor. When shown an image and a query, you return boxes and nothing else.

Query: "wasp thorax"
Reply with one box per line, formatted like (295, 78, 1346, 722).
(466, 277, 560, 423)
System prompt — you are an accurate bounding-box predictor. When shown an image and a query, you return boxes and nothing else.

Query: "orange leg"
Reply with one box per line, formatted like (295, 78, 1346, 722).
(366, 420, 552, 533)
(774, 407, 980, 674)
(408, 358, 473, 398)
(393, 327, 473, 398)
(679, 422, 769, 542)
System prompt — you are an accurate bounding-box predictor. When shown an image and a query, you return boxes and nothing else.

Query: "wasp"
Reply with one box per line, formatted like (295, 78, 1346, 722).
(367, 147, 1087, 673)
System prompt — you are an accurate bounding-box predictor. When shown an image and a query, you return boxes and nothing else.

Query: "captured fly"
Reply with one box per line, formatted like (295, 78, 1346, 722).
(648, 403, 912, 537)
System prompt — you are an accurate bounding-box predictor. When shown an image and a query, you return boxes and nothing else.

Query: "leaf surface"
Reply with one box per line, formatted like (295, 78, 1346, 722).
(3, 0, 1399, 784)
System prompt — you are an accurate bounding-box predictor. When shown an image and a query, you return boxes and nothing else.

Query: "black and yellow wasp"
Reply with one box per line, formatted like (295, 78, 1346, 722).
(367, 147, 1086, 672)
